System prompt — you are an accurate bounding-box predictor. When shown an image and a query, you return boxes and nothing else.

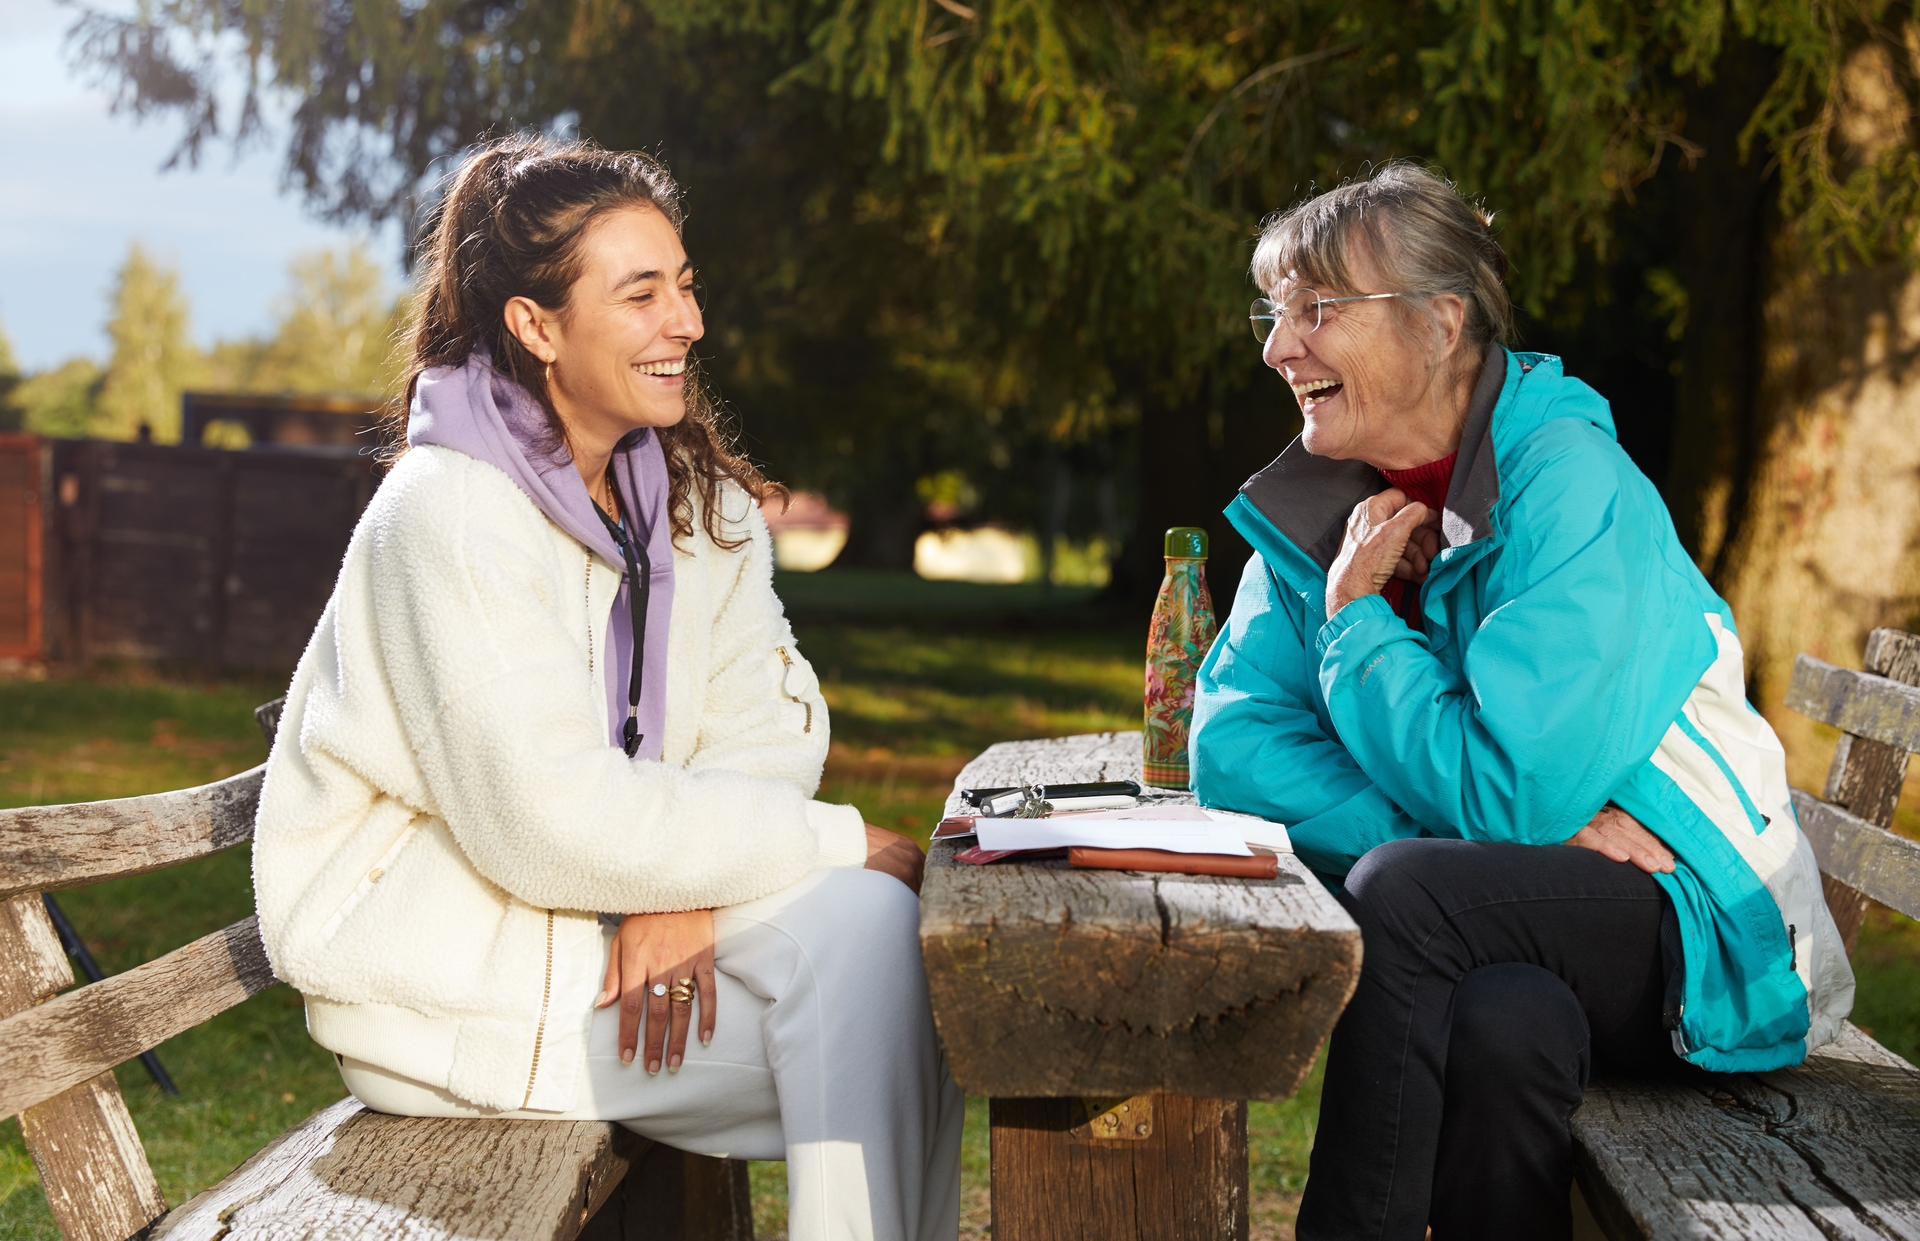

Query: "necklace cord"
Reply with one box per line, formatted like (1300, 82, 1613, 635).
(594, 468, 648, 758)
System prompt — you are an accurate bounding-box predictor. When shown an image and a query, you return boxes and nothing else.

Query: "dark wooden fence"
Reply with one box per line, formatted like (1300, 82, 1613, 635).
(0, 434, 43, 659)
(40, 439, 380, 670)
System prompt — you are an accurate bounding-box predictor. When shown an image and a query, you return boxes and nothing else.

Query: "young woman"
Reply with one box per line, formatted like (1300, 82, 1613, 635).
(252, 136, 963, 1241)
(1191, 163, 1853, 1241)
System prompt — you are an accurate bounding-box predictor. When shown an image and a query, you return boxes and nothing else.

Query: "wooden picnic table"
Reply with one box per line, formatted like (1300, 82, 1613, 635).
(918, 732, 1362, 1241)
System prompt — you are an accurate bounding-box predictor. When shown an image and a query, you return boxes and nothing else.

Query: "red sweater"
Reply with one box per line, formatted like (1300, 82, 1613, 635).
(1377, 453, 1456, 630)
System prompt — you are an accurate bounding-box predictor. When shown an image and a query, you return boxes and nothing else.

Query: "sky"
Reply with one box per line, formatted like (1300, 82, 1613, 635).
(0, 0, 402, 371)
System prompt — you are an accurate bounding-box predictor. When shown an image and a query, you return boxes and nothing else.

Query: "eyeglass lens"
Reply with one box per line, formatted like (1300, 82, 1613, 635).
(1249, 289, 1322, 342)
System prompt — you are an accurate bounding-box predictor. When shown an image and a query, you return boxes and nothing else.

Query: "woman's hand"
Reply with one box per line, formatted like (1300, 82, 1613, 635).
(865, 824, 925, 894)
(1394, 508, 1444, 584)
(598, 909, 715, 1074)
(1566, 805, 1675, 875)
(1326, 488, 1432, 617)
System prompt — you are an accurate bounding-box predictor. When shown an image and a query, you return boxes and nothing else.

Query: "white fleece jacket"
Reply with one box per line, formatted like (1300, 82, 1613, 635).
(253, 445, 868, 1113)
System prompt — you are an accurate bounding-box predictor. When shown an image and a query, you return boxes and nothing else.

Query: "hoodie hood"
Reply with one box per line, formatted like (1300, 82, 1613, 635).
(407, 351, 674, 760)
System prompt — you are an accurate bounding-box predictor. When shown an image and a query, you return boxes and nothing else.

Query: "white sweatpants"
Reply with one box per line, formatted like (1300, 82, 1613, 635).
(340, 867, 964, 1241)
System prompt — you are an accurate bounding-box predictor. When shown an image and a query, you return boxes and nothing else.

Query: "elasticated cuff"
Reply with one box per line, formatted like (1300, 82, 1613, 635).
(1315, 592, 1396, 658)
(806, 800, 870, 868)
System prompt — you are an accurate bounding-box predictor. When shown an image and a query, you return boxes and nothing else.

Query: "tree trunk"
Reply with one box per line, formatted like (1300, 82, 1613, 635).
(1710, 44, 1920, 774)
(1665, 41, 1779, 567)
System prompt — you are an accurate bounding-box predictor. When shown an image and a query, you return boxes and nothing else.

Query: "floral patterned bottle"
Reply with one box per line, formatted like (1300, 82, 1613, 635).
(1143, 526, 1218, 789)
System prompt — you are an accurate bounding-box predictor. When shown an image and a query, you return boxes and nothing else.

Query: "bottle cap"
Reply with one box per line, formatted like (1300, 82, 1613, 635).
(1164, 527, 1208, 558)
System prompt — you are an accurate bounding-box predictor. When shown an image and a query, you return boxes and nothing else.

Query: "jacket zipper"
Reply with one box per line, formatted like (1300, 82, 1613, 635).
(775, 646, 813, 733)
(522, 907, 555, 1110)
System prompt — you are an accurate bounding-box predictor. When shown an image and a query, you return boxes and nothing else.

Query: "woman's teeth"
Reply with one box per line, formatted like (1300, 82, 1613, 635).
(635, 359, 686, 376)
(1291, 377, 1343, 402)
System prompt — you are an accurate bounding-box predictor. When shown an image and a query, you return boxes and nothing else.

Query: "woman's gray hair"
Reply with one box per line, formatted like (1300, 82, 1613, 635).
(1252, 162, 1513, 348)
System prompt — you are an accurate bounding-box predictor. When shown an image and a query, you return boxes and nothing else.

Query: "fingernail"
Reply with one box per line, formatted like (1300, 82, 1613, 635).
(701, 1033, 712, 1047)
(669, 1055, 682, 1073)
(648, 1060, 661, 1075)
(621, 1049, 634, 1065)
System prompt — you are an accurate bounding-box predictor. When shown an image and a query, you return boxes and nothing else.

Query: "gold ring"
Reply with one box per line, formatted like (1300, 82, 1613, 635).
(669, 979, 695, 1005)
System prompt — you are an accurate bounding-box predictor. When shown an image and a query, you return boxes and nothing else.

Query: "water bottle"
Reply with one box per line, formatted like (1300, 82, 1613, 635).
(1143, 526, 1218, 789)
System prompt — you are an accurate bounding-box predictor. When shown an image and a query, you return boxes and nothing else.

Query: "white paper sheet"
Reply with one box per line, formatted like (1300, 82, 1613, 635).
(1053, 805, 1290, 852)
(974, 817, 1254, 856)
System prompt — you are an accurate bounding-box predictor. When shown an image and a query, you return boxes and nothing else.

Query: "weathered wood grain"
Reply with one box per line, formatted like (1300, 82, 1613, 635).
(1573, 1024, 1920, 1240)
(0, 915, 276, 1119)
(1794, 790, 1920, 924)
(20, 1074, 169, 1241)
(0, 893, 167, 1241)
(0, 891, 72, 1009)
(1866, 627, 1920, 685)
(989, 1095, 1248, 1241)
(153, 1098, 645, 1241)
(1786, 657, 1920, 753)
(921, 733, 1361, 1100)
(0, 764, 264, 900)
(1802, 629, 1920, 947)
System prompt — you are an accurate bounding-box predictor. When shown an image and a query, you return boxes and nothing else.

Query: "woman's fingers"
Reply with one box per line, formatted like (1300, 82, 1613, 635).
(618, 936, 648, 1064)
(697, 951, 717, 1048)
(598, 945, 621, 1009)
(1566, 807, 1676, 875)
(644, 967, 673, 1073)
(663, 958, 698, 1073)
(864, 825, 926, 893)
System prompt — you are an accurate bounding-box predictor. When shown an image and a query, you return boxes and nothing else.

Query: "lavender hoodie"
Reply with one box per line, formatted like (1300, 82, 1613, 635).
(407, 352, 675, 760)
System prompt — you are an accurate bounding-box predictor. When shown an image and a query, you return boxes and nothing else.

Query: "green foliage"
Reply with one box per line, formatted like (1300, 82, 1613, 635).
(14, 359, 104, 439)
(95, 242, 202, 442)
(0, 323, 20, 432)
(206, 241, 409, 397)
(61, 0, 1920, 564)
(6, 242, 404, 445)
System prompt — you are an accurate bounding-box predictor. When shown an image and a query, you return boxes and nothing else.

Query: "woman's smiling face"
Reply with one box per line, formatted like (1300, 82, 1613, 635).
(1261, 244, 1458, 469)
(546, 203, 704, 434)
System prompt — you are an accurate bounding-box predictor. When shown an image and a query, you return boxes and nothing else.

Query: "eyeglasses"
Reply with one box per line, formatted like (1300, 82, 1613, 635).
(1250, 288, 1403, 343)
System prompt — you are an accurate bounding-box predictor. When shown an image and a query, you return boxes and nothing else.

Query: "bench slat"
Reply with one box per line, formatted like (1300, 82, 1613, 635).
(1785, 657, 1920, 753)
(0, 764, 264, 900)
(1, 894, 167, 1241)
(153, 1098, 641, 1241)
(0, 915, 276, 1119)
(1573, 1024, 1920, 1240)
(1793, 789, 1920, 923)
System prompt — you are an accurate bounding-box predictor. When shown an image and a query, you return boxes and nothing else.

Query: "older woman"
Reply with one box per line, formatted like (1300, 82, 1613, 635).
(1190, 163, 1854, 1241)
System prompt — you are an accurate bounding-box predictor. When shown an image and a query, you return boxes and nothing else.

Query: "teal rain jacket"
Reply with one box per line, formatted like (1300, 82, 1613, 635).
(1191, 348, 1854, 1072)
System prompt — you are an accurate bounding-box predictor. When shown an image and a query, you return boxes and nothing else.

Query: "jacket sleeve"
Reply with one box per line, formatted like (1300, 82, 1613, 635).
(356, 462, 846, 914)
(679, 490, 867, 867)
(1315, 419, 1699, 844)
(1192, 553, 1426, 877)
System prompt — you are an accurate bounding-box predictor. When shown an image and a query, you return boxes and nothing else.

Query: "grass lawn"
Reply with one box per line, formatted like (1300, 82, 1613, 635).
(1, 573, 1916, 1241)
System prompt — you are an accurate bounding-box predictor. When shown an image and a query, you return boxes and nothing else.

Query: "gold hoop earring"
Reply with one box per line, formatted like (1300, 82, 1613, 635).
(545, 361, 554, 388)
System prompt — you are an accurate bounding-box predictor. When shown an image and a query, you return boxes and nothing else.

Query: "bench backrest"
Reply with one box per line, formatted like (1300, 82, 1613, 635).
(1785, 627, 1920, 948)
(0, 703, 280, 1241)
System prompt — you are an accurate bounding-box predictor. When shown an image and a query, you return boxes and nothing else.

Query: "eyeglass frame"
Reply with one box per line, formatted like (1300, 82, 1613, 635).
(1250, 290, 1403, 343)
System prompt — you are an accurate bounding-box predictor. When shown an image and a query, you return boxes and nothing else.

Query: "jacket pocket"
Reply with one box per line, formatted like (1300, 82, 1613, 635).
(319, 818, 424, 943)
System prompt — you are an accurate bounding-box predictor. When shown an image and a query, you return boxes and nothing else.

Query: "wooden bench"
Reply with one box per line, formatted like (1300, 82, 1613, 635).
(919, 732, 1362, 1241)
(1573, 628, 1920, 1240)
(0, 700, 754, 1241)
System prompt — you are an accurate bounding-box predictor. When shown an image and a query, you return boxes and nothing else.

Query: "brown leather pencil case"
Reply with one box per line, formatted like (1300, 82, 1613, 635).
(1067, 847, 1280, 879)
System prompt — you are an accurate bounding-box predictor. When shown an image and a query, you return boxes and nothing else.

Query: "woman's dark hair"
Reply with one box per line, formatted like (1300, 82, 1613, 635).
(392, 133, 784, 549)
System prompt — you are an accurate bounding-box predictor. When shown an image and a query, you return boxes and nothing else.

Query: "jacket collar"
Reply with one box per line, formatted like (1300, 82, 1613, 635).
(1238, 347, 1509, 571)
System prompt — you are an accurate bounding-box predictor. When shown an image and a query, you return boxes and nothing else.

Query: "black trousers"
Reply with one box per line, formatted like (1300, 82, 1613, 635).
(1296, 838, 1676, 1241)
